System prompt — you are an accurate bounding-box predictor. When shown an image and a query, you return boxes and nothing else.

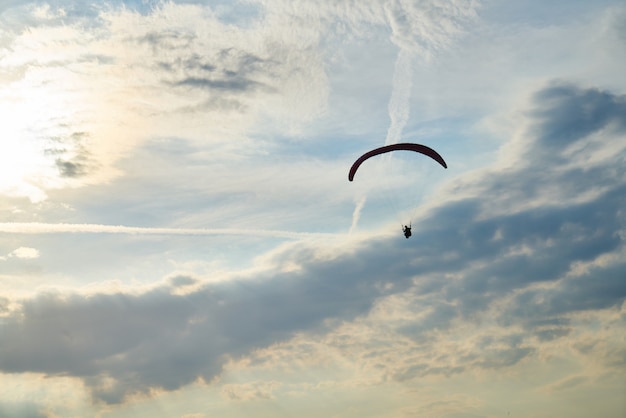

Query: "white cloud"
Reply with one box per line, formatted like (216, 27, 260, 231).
(0, 1, 330, 200)
(5, 247, 40, 259)
(0, 0, 482, 203)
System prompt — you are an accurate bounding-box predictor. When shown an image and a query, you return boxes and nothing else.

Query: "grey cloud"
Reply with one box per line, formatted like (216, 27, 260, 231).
(392, 83, 626, 372)
(616, 9, 626, 42)
(186, 95, 248, 113)
(393, 363, 465, 382)
(158, 54, 217, 73)
(475, 346, 535, 369)
(574, 340, 626, 370)
(135, 25, 274, 95)
(174, 76, 259, 92)
(530, 82, 626, 152)
(169, 275, 199, 287)
(396, 301, 458, 340)
(401, 178, 623, 333)
(0, 402, 46, 418)
(0, 247, 406, 403)
(0, 296, 9, 313)
(56, 159, 88, 178)
(533, 327, 571, 342)
(168, 51, 272, 94)
(503, 256, 626, 326)
(549, 375, 589, 392)
(108, 12, 280, 104)
(138, 30, 197, 53)
(0, 289, 211, 403)
(457, 334, 535, 371)
(1, 82, 625, 402)
(46, 132, 92, 178)
(605, 346, 626, 368)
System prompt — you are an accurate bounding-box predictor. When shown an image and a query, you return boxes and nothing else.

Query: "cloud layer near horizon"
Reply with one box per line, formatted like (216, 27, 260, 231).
(1, 82, 624, 406)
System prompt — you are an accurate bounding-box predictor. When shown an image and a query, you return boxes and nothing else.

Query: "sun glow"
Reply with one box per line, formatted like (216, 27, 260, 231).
(0, 17, 112, 203)
(0, 69, 84, 202)
(0, 98, 49, 202)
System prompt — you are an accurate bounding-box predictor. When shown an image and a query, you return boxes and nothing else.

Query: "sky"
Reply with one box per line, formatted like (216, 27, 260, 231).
(0, 0, 625, 417)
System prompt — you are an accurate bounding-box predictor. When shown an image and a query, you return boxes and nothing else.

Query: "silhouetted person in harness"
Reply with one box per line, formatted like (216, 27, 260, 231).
(402, 224, 412, 239)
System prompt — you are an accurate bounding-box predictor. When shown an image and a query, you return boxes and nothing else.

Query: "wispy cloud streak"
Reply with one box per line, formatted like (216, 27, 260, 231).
(0, 223, 336, 239)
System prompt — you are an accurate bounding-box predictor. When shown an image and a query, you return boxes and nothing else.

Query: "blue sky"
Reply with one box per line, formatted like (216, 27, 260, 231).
(1, 1, 625, 417)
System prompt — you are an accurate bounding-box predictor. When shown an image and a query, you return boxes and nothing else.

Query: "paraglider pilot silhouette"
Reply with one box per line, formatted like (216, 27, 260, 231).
(348, 143, 447, 239)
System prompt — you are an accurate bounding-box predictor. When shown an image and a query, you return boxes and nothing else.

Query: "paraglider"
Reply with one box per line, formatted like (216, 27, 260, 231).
(348, 143, 447, 238)
(348, 143, 447, 182)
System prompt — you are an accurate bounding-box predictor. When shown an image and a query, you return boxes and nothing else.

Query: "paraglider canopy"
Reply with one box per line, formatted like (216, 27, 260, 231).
(348, 142, 447, 182)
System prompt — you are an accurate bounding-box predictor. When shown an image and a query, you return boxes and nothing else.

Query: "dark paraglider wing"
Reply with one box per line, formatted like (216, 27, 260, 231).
(348, 143, 447, 181)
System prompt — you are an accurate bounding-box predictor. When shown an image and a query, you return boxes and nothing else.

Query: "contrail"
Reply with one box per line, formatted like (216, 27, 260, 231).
(0, 223, 336, 239)
(384, 47, 414, 146)
(349, 196, 367, 234)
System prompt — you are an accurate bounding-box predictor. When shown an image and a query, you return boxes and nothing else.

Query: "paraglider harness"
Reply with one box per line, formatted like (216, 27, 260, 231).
(402, 224, 412, 239)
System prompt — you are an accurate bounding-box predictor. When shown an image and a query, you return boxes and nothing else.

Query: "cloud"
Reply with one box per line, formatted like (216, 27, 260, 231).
(546, 375, 589, 392)
(383, 0, 478, 53)
(0, 1, 331, 200)
(0, 0, 483, 202)
(0, 80, 624, 408)
(529, 82, 626, 153)
(0, 222, 337, 240)
(0, 402, 46, 418)
(166, 48, 273, 94)
(0, 240, 405, 403)
(2, 247, 40, 260)
(221, 380, 281, 401)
